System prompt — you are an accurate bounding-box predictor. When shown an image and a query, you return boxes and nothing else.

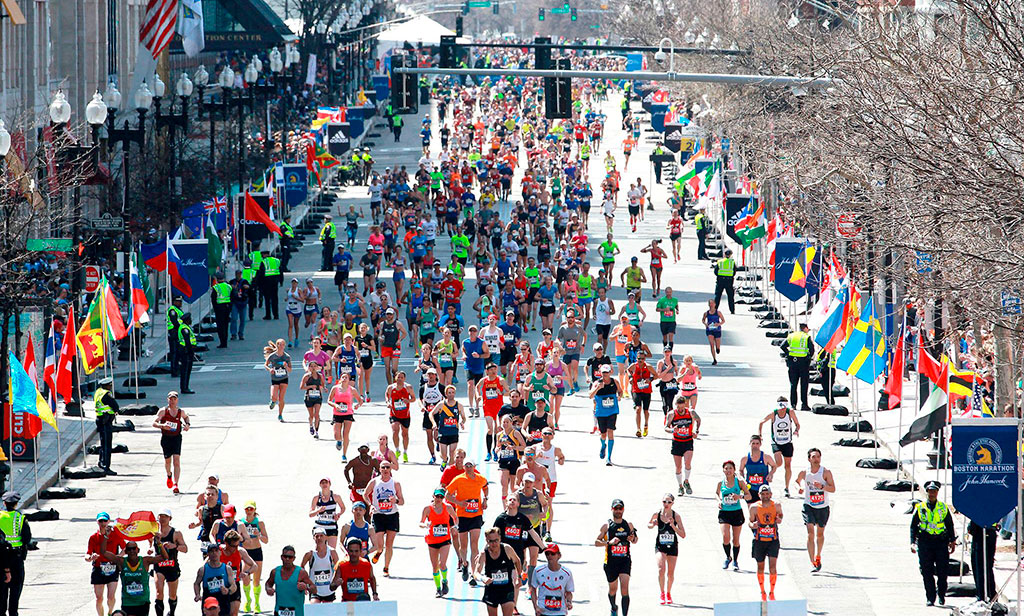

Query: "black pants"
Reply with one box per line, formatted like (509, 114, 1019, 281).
(822, 365, 836, 405)
(971, 529, 997, 601)
(696, 230, 707, 260)
(393, 125, 402, 142)
(248, 289, 259, 319)
(213, 304, 231, 347)
(96, 413, 115, 469)
(788, 359, 811, 409)
(322, 239, 335, 271)
(167, 330, 179, 377)
(917, 539, 949, 603)
(654, 162, 662, 184)
(262, 286, 279, 320)
(714, 277, 735, 313)
(0, 561, 24, 616)
(179, 349, 194, 392)
(280, 239, 291, 271)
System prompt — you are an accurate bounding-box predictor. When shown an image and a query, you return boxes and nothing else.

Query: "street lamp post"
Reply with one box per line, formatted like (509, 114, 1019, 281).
(153, 72, 192, 200)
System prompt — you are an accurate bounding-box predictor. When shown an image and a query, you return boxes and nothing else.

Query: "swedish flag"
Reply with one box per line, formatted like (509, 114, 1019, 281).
(835, 300, 887, 384)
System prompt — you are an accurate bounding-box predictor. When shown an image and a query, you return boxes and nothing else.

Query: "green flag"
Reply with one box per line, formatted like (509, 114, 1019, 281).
(206, 216, 223, 275)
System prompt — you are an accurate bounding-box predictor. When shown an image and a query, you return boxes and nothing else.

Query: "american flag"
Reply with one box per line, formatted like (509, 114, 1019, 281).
(203, 195, 227, 214)
(139, 0, 178, 59)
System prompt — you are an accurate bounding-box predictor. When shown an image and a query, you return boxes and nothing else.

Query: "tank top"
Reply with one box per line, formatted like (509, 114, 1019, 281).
(157, 526, 178, 568)
(655, 511, 678, 550)
(437, 403, 460, 436)
(380, 321, 400, 347)
(496, 432, 520, 462)
(771, 410, 793, 445)
(306, 287, 320, 302)
(528, 373, 551, 410)
(679, 368, 698, 392)
(214, 519, 238, 544)
(345, 520, 371, 555)
(389, 386, 412, 419)
(424, 504, 453, 545)
(199, 503, 222, 546)
(221, 547, 242, 580)
(518, 488, 544, 528)
(159, 407, 184, 436)
(202, 562, 229, 598)
(287, 288, 302, 311)
(526, 411, 550, 443)
(242, 517, 261, 545)
(754, 501, 780, 542)
(344, 298, 362, 321)
(604, 519, 632, 561)
(804, 466, 829, 509)
(704, 310, 722, 331)
(546, 362, 565, 390)
(482, 327, 502, 354)
(720, 477, 744, 511)
(745, 452, 769, 491)
(631, 364, 653, 393)
(372, 477, 398, 516)
(120, 559, 150, 606)
(337, 347, 357, 375)
(421, 382, 443, 408)
(304, 375, 323, 404)
(659, 359, 678, 390)
(578, 275, 593, 298)
(436, 340, 456, 368)
(272, 566, 305, 616)
(314, 492, 339, 530)
(625, 304, 640, 327)
(537, 443, 557, 482)
(595, 298, 612, 325)
(669, 409, 694, 443)
(484, 546, 515, 586)
(308, 547, 335, 597)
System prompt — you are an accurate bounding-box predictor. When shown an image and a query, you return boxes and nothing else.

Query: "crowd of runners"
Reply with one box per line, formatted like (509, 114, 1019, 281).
(84, 53, 840, 616)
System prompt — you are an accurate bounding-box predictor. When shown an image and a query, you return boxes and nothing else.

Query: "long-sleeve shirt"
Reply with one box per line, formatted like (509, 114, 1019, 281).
(910, 501, 956, 544)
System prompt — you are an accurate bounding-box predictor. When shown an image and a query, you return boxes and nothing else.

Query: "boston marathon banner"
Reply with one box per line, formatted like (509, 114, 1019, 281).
(951, 419, 1019, 527)
(168, 239, 210, 304)
(773, 239, 806, 301)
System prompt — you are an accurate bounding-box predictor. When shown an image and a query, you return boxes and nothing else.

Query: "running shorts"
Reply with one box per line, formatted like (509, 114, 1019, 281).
(373, 513, 400, 533)
(160, 434, 182, 459)
(671, 440, 693, 457)
(596, 415, 618, 433)
(752, 539, 780, 562)
(771, 442, 794, 458)
(802, 504, 830, 527)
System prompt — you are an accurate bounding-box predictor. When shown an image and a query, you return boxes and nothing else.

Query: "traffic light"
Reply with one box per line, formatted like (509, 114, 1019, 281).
(390, 54, 418, 114)
(440, 35, 456, 68)
(455, 16, 463, 36)
(535, 36, 552, 70)
(493, 1, 499, 14)
(545, 57, 572, 119)
(570, 7, 577, 20)
(538, 8, 545, 20)
(563, 1, 569, 8)
(461, 1, 469, 14)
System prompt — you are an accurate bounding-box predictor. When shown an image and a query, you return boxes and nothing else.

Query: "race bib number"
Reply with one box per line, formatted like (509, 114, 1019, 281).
(486, 388, 500, 400)
(432, 524, 449, 537)
(394, 399, 408, 411)
(532, 391, 544, 401)
(273, 368, 287, 378)
(444, 416, 458, 427)
(610, 544, 628, 557)
(207, 577, 224, 592)
(100, 562, 116, 575)
(465, 499, 480, 514)
(682, 383, 696, 391)
(504, 526, 522, 539)
(308, 390, 322, 400)
(674, 425, 691, 438)
(313, 570, 332, 585)
(543, 595, 563, 611)
(602, 397, 615, 408)
(490, 570, 510, 584)
(566, 339, 578, 350)
(378, 499, 394, 512)
(318, 511, 334, 523)
(637, 379, 650, 389)
(723, 494, 739, 505)
(617, 335, 628, 344)
(278, 608, 296, 616)
(809, 490, 825, 505)
(748, 474, 764, 486)
(659, 532, 675, 545)
(157, 559, 176, 568)
(346, 579, 366, 594)
(499, 448, 514, 459)
(663, 309, 674, 318)
(440, 353, 453, 364)
(757, 526, 777, 540)
(125, 582, 144, 596)
(360, 350, 371, 358)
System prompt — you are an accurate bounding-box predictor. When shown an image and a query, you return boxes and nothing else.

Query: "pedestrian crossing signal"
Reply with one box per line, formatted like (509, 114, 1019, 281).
(570, 7, 577, 20)
(538, 8, 545, 20)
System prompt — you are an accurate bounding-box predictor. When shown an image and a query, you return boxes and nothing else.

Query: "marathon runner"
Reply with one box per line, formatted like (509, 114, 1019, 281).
(87, 512, 124, 616)
(309, 478, 346, 548)
(418, 367, 444, 464)
(702, 298, 725, 365)
(749, 485, 783, 601)
(446, 460, 489, 586)
(759, 396, 801, 497)
(384, 371, 415, 463)
(795, 447, 835, 572)
(265, 545, 313, 614)
(716, 460, 747, 571)
(300, 361, 325, 439)
(535, 429, 564, 541)
(648, 494, 685, 605)
(98, 532, 168, 616)
(478, 362, 506, 460)
(430, 385, 466, 468)
(628, 352, 654, 438)
(676, 355, 702, 411)
(240, 501, 268, 613)
(327, 372, 362, 459)
(300, 527, 338, 603)
(152, 508, 187, 616)
(462, 324, 490, 416)
(590, 364, 621, 466)
(153, 391, 189, 494)
(420, 488, 458, 597)
(364, 461, 404, 577)
(654, 286, 678, 348)
(194, 543, 236, 616)
(474, 527, 523, 616)
(655, 349, 679, 416)
(665, 396, 701, 495)
(340, 500, 376, 558)
(514, 471, 550, 587)
(329, 538, 378, 601)
(641, 241, 668, 298)
(343, 443, 381, 508)
(264, 339, 292, 422)
(740, 435, 778, 503)
(494, 493, 545, 598)
(530, 544, 574, 616)
(595, 499, 637, 616)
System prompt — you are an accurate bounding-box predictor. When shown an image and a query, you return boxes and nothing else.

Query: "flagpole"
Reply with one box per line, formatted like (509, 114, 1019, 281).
(30, 436, 39, 506)
(75, 343, 87, 470)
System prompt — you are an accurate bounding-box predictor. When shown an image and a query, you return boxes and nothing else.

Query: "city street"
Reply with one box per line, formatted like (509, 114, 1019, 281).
(23, 94, 957, 616)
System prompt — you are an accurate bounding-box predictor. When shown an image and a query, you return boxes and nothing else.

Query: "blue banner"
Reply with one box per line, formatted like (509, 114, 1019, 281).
(282, 164, 308, 209)
(625, 53, 643, 71)
(169, 239, 210, 304)
(952, 421, 1019, 527)
(773, 239, 807, 302)
(650, 104, 668, 133)
(373, 75, 390, 106)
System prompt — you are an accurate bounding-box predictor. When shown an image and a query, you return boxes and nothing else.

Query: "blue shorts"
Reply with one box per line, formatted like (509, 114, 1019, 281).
(394, 271, 406, 281)
(615, 355, 626, 364)
(578, 296, 594, 305)
(706, 328, 722, 339)
(564, 353, 580, 364)
(304, 304, 319, 315)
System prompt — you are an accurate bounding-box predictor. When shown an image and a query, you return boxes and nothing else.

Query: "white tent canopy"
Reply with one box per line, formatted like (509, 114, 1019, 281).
(375, 15, 469, 59)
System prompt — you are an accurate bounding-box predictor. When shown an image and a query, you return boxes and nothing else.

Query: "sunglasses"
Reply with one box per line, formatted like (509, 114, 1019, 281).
(281, 554, 295, 559)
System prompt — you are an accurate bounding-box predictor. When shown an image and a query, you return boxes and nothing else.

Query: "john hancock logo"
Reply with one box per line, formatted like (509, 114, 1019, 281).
(954, 437, 1016, 492)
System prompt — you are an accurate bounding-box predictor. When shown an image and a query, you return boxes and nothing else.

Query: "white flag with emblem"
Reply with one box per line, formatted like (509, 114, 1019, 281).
(178, 0, 204, 57)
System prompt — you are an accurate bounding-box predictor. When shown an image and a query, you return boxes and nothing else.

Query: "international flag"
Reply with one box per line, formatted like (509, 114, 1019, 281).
(42, 323, 58, 412)
(967, 379, 994, 418)
(206, 214, 223, 275)
(918, 347, 945, 386)
(811, 280, 849, 352)
(17, 334, 45, 439)
(128, 259, 150, 328)
(946, 361, 980, 398)
(203, 195, 228, 231)
(836, 300, 887, 384)
(243, 191, 282, 235)
(673, 152, 699, 195)
(177, 0, 205, 57)
(101, 279, 129, 340)
(880, 327, 905, 410)
(734, 197, 766, 247)
(113, 511, 160, 541)
(900, 374, 948, 446)
(305, 142, 322, 188)
(140, 236, 193, 297)
(315, 144, 340, 169)
(789, 244, 816, 287)
(7, 351, 58, 433)
(55, 306, 76, 402)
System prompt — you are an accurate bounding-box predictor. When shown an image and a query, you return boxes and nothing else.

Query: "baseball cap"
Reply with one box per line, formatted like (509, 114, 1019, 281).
(313, 527, 327, 536)
(600, 364, 612, 373)
(244, 500, 257, 510)
(534, 357, 545, 364)
(321, 476, 332, 483)
(352, 501, 367, 510)
(208, 473, 220, 481)
(167, 391, 179, 398)
(158, 508, 173, 518)
(204, 597, 220, 609)
(611, 498, 625, 508)
(433, 488, 446, 497)
(223, 504, 236, 516)
(523, 472, 536, 482)
(544, 543, 561, 555)
(758, 484, 772, 493)
(96, 511, 110, 521)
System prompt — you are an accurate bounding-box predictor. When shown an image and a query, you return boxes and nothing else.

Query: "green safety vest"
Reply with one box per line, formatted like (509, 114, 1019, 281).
(352, 153, 361, 164)
(241, 268, 255, 283)
(280, 223, 295, 239)
(178, 323, 197, 347)
(0, 511, 23, 548)
(393, 116, 403, 128)
(361, 153, 372, 163)
(695, 213, 707, 231)
(263, 257, 281, 276)
(829, 350, 839, 368)
(717, 258, 735, 277)
(786, 331, 810, 358)
(95, 387, 114, 416)
(654, 147, 664, 155)
(320, 222, 337, 240)
(166, 305, 183, 332)
(915, 502, 948, 536)
(213, 282, 232, 304)
(248, 251, 263, 270)
(419, 77, 428, 87)
(621, 99, 628, 110)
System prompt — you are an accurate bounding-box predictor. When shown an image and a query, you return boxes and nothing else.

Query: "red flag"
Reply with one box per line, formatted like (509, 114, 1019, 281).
(55, 306, 76, 402)
(113, 511, 160, 541)
(305, 142, 322, 188)
(881, 328, 905, 410)
(19, 333, 43, 439)
(243, 191, 282, 235)
(918, 346, 945, 387)
(102, 283, 129, 340)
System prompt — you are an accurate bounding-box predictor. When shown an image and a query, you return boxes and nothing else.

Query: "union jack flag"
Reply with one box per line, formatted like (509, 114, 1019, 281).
(203, 195, 227, 214)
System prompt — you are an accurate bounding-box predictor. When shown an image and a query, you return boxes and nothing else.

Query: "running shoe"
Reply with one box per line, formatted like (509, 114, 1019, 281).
(722, 558, 731, 569)
(314, 431, 319, 440)
(660, 592, 666, 605)
(436, 588, 443, 598)
(245, 599, 252, 612)
(402, 451, 409, 463)
(599, 442, 606, 459)
(784, 488, 791, 498)
(342, 455, 348, 462)
(643, 426, 648, 437)
(269, 400, 276, 409)
(635, 430, 642, 438)
(429, 456, 436, 465)
(813, 556, 822, 572)
(485, 452, 492, 462)
(678, 485, 684, 496)
(606, 460, 612, 466)
(172, 484, 179, 494)
(461, 564, 469, 581)
(309, 425, 315, 436)
(683, 480, 692, 495)
(372, 551, 382, 564)
(666, 593, 673, 604)
(469, 578, 477, 587)
(769, 592, 775, 601)
(383, 567, 389, 577)
(336, 441, 342, 450)
(166, 475, 173, 489)
(761, 591, 767, 602)
(278, 415, 284, 423)
(367, 395, 372, 402)
(441, 580, 449, 595)
(732, 560, 739, 571)
(544, 532, 552, 542)
(611, 606, 618, 616)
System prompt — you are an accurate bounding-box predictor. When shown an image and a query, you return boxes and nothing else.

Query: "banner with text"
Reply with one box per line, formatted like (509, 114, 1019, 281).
(952, 419, 1019, 527)
(168, 240, 210, 304)
(773, 239, 807, 302)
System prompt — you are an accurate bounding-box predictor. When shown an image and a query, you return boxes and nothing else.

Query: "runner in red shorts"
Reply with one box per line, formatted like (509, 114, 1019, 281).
(477, 362, 505, 462)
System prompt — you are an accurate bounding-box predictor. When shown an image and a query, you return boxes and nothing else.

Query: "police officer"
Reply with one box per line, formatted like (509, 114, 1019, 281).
(816, 348, 837, 406)
(694, 209, 708, 261)
(259, 250, 283, 320)
(320, 215, 337, 271)
(178, 313, 197, 394)
(230, 269, 250, 341)
(781, 323, 814, 411)
(94, 377, 119, 474)
(0, 491, 27, 616)
(712, 249, 737, 314)
(167, 296, 184, 378)
(361, 148, 374, 184)
(392, 113, 404, 142)
(651, 143, 665, 184)
(911, 481, 956, 607)
(279, 215, 295, 272)
(210, 273, 232, 349)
